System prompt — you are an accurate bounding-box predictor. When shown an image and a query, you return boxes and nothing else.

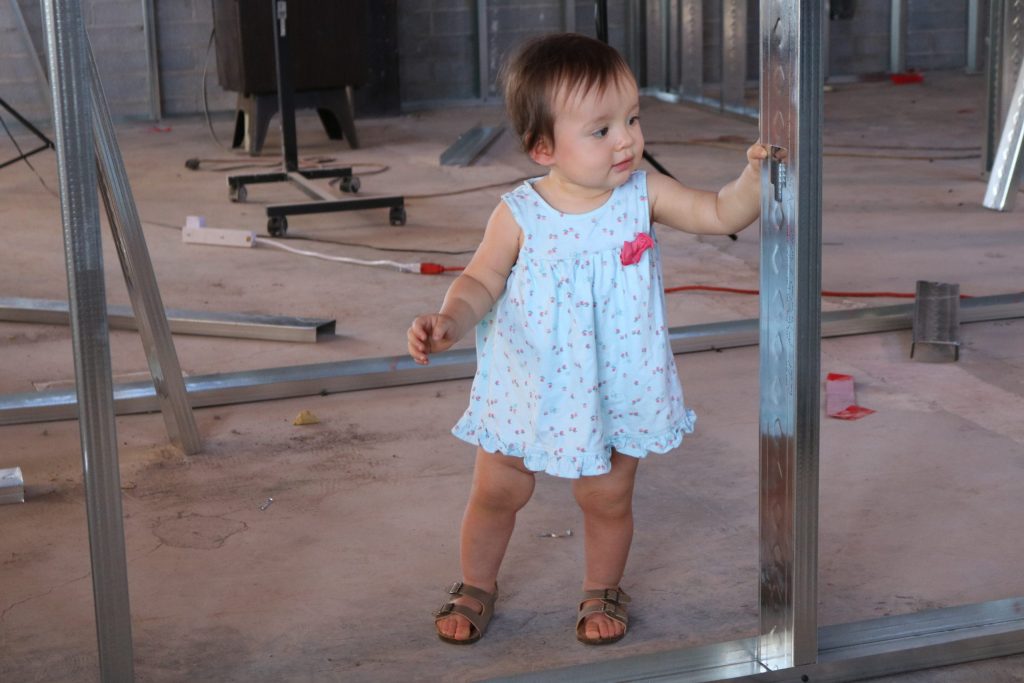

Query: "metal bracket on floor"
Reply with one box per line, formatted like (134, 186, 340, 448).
(440, 124, 504, 166)
(0, 297, 336, 343)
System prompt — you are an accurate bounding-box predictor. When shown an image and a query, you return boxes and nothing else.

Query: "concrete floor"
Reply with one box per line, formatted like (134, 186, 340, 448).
(1, 70, 1023, 682)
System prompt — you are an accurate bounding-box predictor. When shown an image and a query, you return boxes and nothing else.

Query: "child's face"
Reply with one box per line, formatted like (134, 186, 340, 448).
(532, 73, 643, 194)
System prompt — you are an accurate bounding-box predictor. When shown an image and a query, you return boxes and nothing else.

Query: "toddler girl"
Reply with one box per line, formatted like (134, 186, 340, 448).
(407, 32, 765, 646)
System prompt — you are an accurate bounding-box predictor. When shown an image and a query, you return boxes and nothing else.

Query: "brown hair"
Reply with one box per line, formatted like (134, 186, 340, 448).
(499, 33, 635, 154)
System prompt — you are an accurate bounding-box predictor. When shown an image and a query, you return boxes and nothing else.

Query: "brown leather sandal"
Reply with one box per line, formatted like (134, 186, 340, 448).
(433, 581, 498, 645)
(576, 587, 630, 645)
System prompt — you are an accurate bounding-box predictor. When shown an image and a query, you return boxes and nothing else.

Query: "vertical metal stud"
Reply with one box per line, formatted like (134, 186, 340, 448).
(88, 42, 202, 455)
(984, 0, 1006, 174)
(721, 0, 748, 112)
(823, 0, 831, 81)
(966, 0, 983, 73)
(1001, 0, 1024, 116)
(983, 49, 1024, 211)
(647, 0, 668, 90)
(477, 0, 489, 100)
(563, 0, 575, 32)
(985, 1, 1024, 176)
(141, 0, 162, 121)
(680, 0, 703, 98)
(759, 0, 822, 670)
(41, 0, 135, 679)
(890, 0, 907, 74)
(667, 0, 681, 92)
(625, 0, 646, 82)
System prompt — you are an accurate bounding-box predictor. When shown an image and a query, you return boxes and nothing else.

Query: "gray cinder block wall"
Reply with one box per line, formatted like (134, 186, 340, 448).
(0, 0, 983, 131)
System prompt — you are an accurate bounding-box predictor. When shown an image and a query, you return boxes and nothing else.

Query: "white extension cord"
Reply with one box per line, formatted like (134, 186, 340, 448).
(181, 216, 427, 274)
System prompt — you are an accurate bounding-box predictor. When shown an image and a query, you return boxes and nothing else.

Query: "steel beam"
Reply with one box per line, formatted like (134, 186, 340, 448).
(483, 597, 1024, 682)
(0, 297, 336, 343)
(41, 0, 135, 679)
(759, 0, 823, 669)
(4, 294, 1023, 427)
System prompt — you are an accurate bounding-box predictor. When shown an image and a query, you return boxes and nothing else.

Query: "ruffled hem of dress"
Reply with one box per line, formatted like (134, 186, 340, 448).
(451, 410, 696, 479)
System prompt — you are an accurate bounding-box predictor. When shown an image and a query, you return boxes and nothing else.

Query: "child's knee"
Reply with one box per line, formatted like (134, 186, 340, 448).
(573, 480, 633, 519)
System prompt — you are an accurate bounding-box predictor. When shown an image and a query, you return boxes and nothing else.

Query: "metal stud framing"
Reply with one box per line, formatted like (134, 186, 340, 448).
(721, 0, 749, 112)
(983, 43, 1024, 211)
(41, 0, 135, 679)
(89, 45, 201, 455)
(758, 0, 822, 669)
(680, 0, 703, 98)
(890, 0, 907, 74)
(984, 0, 1024, 177)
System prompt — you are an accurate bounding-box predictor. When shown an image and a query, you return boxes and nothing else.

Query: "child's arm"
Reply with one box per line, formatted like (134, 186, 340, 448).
(647, 143, 768, 236)
(407, 202, 521, 365)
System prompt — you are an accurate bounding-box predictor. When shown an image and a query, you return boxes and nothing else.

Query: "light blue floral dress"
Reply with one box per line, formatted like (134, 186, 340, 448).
(452, 171, 696, 478)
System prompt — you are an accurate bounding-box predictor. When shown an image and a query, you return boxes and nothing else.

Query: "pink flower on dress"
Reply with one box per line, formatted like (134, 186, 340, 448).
(620, 233, 653, 266)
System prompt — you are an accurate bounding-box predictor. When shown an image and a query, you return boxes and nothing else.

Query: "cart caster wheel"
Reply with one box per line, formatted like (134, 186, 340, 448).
(267, 215, 288, 236)
(340, 175, 361, 193)
(389, 206, 407, 226)
(229, 184, 247, 203)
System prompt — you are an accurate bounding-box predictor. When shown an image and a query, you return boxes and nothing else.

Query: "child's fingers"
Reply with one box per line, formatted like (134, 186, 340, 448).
(431, 318, 451, 342)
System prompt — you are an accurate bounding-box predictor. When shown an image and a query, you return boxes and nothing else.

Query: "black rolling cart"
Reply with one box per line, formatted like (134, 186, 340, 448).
(226, 0, 405, 236)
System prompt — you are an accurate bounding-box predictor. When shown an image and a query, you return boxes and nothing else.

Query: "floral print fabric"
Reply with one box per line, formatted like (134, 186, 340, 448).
(452, 171, 696, 478)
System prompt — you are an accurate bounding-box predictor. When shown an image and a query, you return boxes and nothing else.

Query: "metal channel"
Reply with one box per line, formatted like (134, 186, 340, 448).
(8, 0, 51, 109)
(680, 0, 703, 99)
(1002, 0, 1024, 123)
(41, 0, 135, 679)
(141, 0, 162, 121)
(648, 0, 668, 91)
(89, 43, 201, 456)
(5, 294, 1023, 427)
(562, 0, 575, 33)
(721, 0, 748, 113)
(890, 0, 907, 74)
(667, 0, 681, 91)
(967, 0, 983, 74)
(482, 597, 1024, 682)
(759, 0, 822, 670)
(477, 0, 489, 100)
(983, 50, 1024, 211)
(625, 0, 644, 80)
(984, 0, 1024, 175)
(985, 0, 1006, 174)
(0, 297, 335, 343)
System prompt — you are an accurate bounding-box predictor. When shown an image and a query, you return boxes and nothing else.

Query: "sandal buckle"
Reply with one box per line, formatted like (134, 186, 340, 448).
(602, 588, 621, 603)
(447, 581, 464, 595)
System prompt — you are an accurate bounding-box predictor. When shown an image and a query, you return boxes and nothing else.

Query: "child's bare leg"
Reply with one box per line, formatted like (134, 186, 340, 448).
(437, 447, 536, 641)
(571, 451, 638, 641)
